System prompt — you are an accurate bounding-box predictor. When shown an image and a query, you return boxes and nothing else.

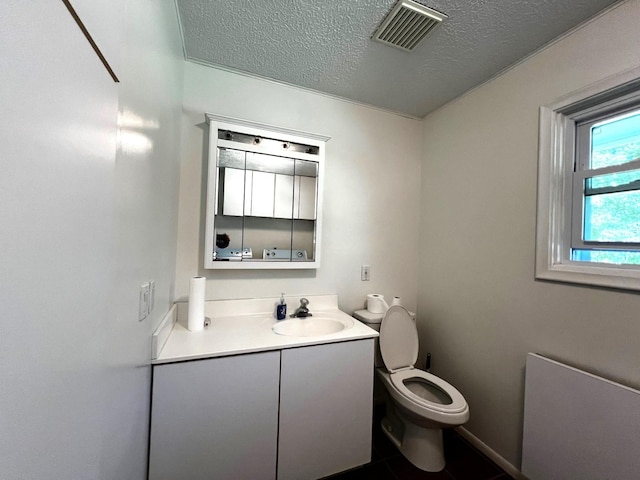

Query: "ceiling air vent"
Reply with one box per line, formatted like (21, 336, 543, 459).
(372, 0, 447, 52)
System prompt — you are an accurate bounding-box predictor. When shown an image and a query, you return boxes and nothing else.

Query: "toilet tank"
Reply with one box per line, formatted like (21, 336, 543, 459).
(353, 310, 384, 367)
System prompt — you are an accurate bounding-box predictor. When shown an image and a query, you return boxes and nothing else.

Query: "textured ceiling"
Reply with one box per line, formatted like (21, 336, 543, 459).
(176, 0, 620, 118)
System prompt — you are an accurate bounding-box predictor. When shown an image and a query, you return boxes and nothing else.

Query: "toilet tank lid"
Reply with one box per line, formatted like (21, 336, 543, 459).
(353, 309, 384, 324)
(353, 308, 416, 324)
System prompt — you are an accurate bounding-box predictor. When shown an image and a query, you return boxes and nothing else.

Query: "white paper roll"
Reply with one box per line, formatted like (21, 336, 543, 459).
(367, 294, 389, 314)
(391, 296, 402, 306)
(188, 276, 206, 332)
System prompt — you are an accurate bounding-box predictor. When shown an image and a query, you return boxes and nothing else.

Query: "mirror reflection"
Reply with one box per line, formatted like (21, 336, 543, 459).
(204, 120, 325, 269)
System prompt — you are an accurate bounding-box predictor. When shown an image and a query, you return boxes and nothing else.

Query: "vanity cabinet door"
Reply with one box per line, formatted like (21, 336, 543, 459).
(149, 351, 280, 480)
(278, 339, 374, 480)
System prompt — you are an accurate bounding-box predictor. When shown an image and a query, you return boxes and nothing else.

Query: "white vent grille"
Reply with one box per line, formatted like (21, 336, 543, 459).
(373, 0, 447, 52)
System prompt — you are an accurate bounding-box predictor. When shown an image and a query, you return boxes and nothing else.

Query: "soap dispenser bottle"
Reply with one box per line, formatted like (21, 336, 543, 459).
(276, 293, 287, 320)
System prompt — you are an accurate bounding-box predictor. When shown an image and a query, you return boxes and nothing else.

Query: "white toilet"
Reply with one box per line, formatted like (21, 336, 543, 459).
(376, 305, 469, 472)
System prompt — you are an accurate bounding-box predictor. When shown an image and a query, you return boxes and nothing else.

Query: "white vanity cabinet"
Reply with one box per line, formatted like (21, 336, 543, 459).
(148, 339, 374, 480)
(278, 339, 375, 480)
(148, 351, 280, 480)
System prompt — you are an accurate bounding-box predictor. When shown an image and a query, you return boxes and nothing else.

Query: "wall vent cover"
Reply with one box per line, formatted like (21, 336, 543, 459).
(372, 0, 447, 52)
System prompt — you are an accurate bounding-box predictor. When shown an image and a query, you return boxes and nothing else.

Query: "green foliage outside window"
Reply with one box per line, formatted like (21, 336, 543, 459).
(576, 112, 640, 264)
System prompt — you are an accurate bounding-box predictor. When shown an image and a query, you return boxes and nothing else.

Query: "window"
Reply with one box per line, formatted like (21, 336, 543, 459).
(536, 67, 640, 291)
(572, 109, 640, 264)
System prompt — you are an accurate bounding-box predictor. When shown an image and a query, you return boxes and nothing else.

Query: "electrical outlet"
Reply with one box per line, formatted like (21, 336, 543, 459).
(361, 265, 370, 281)
(139, 282, 150, 321)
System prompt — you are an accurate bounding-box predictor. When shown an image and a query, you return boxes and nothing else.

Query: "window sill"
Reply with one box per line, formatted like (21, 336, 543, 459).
(536, 258, 640, 291)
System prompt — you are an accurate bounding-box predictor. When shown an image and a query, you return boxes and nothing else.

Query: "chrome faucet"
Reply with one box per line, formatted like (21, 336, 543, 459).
(290, 297, 312, 318)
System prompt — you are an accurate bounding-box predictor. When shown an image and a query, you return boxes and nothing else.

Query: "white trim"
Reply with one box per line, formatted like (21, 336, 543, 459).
(546, 65, 640, 114)
(205, 113, 330, 143)
(455, 426, 526, 480)
(172, 0, 188, 61)
(535, 65, 640, 291)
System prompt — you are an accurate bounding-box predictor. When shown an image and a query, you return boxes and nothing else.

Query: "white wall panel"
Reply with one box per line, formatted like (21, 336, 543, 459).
(0, 2, 118, 478)
(0, 1, 183, 479)
(105, 1, 184, 479)
(522, 354, 640, 480)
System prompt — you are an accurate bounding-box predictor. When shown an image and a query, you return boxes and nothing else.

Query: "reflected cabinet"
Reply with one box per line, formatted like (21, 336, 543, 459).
(204, 114, 328, 269)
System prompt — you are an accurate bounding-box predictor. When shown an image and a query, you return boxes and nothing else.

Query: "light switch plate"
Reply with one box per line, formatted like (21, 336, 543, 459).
(361, 265, 370, 281)
(139, 282, 150, 321)
(149, 280, 156, 314)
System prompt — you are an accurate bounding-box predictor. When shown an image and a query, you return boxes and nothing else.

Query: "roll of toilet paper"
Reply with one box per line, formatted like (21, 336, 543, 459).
(391, 296, 402, 306)
(367, 294, 389, 314)
(187, 276, 206, 332)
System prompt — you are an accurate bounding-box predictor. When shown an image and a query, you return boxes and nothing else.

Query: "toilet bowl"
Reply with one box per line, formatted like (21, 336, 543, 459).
(377, 305, 469, 472)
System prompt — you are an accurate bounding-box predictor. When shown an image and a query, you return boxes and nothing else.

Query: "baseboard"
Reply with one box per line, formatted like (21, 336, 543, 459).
(455, 427, 527, 480)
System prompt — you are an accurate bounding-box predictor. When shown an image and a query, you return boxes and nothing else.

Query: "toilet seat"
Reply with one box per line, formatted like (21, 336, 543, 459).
(379, 305, 468, 415)
(389, 368, 467, 414)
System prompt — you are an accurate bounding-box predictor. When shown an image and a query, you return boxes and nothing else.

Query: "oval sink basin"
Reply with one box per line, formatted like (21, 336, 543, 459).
(272, 317, 348, 337)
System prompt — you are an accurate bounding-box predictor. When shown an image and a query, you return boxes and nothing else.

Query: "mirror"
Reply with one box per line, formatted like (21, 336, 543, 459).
(204, 114, 328, 269)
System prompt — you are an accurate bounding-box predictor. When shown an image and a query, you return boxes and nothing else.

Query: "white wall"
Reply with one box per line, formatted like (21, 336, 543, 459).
(418, 0, 640, 469)
(0, 2, 183, 478)
(176, 63, 423, 314)
(105, 2, 184, 479)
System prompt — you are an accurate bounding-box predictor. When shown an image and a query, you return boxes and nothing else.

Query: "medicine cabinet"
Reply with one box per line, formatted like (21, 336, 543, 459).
(204, 114, 328, 269)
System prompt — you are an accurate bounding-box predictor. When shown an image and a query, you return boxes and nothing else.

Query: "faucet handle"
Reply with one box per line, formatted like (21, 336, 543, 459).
(299, 297, 309, 307)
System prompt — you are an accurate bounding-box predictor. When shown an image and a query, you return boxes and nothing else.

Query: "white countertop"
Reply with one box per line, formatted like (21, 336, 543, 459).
(153, 294, 378, 364)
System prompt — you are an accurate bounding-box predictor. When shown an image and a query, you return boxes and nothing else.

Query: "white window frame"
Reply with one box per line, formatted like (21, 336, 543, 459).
(536, 66, 640, 291)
